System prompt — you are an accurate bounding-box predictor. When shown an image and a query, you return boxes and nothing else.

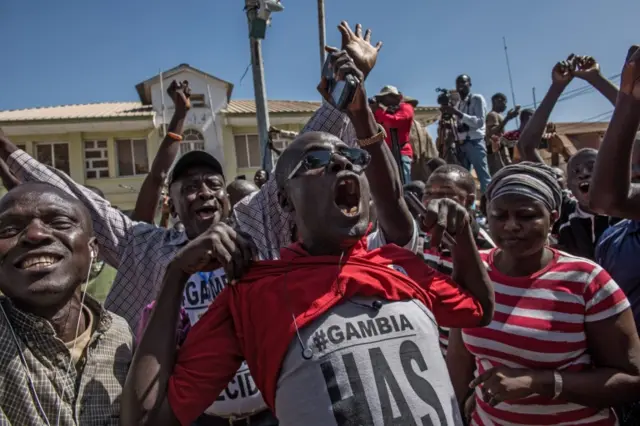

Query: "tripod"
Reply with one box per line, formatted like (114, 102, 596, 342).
(437, 117, 461, 165)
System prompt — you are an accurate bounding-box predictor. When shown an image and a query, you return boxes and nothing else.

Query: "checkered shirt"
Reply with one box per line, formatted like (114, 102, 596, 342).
(6, 150, 188, 330)
(234, 103, 358, 260)
(5, 103, 354, 328)
(0, 295, 133, 426)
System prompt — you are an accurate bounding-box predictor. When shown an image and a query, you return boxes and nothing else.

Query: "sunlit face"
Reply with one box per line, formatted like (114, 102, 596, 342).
(0, 185, 95, 309)
(169, 166, 230, 240)
(487, 194, 558, 258)
(423, 174, 472, 208)
(567, 150, 597, 208)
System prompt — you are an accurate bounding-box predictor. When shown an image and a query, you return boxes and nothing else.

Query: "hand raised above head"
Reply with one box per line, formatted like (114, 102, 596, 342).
(571, 55, 601, 80)
(552, 60, 574, 86)
(167, 80, 192, 115)
(337, 21, 382, 79)
(620, 45, 640, 100)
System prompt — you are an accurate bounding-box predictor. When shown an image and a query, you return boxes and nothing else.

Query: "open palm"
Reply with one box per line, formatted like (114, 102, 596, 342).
(338, 21, 383, 79)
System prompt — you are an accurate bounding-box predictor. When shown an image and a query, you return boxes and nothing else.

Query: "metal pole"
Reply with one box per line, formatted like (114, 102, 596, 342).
(159, 69, 167, 136)
(532, 87, 538, 109)
(246, 0, 273, 172)
(502, 37, 519, 127)
(317, 0, 326, 68)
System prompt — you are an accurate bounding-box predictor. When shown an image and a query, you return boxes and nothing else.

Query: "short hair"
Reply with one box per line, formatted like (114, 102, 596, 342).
(403, 181, 426, 200)
(567, 148, 598, 167)
(492, 93, 507, 102)
(426, 157, 446, 171)
(430, 164, 476, 194)
(520, 108, 535, 118)
(456, 74, 472, 83)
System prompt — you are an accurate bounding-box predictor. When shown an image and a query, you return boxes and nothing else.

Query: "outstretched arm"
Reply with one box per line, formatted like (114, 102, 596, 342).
(132, 80, 191, 224)
(518, 61, 574, 163)
(323, 22, 414, 247)
(590, 46, 640, 218)
(573, 55, 619, 106)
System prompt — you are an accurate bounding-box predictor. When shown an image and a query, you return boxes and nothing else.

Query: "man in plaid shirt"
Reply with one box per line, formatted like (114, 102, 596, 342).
(0, 182, 133, 425)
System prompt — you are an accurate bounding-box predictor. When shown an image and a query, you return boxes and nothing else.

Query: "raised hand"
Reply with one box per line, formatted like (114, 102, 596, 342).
(506, 106, 520, 121)
(420, 198, 469, 249)
(620, 45, 640, 99)
(337, 21, 382, 79)
(318, 47, 366, 112)
(552, 60, 573, 86)
(167, 80, 192, 116)
(173, 222, 254, 280)
(572, 55, 601, 81)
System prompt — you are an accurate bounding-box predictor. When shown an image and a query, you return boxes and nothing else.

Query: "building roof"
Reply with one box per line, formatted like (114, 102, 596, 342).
(135, 63, 234, 105)
(223, 100, 322, 114)
(0, 102, 154, 123)
(223, 100, 440, 115)
(554, 121, 608, 136)
(0, 100, 440, 123)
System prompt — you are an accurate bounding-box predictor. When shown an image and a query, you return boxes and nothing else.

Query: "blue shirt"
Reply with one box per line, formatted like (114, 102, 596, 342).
(595, 219, 640, 330)
(455, 93, 487, 141)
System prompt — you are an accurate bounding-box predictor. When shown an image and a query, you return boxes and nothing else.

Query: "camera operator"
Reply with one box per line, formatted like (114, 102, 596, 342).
(440, 74, 491, 193)
(371, 85, 415, 183)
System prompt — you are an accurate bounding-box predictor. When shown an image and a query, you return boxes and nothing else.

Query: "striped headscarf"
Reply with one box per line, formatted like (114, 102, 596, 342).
(486, 162, 563, 213)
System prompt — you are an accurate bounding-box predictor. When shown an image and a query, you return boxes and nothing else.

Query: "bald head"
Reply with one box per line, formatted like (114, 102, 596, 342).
(227, 179, 259, 206)
(275, 131, 345, 189)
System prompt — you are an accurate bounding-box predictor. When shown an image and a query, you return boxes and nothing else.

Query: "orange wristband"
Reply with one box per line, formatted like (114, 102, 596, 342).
(167, 132, 183, 141)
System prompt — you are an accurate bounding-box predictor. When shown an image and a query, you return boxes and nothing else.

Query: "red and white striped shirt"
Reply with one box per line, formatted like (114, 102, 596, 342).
(463, 248, 630, 426)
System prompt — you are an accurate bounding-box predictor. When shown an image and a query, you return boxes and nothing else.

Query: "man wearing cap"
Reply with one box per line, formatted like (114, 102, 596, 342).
(0, 133, 278, 425)
(371, 85, 415, 183)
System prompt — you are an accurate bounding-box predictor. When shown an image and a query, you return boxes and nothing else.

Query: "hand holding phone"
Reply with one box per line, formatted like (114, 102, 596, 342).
(322, 54, 360, 111)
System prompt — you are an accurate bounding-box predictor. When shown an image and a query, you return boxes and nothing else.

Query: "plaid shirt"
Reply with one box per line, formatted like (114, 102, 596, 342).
(6, 150, 188, 329)
(0, 295, 133, 425)
(6, 104, 352, 327)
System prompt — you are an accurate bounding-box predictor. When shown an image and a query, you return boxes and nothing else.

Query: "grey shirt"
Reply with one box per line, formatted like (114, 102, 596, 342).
(276, 296, 463, 426)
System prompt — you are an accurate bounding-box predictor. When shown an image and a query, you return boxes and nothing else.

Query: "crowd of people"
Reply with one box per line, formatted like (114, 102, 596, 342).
(2, 20, 640, 426)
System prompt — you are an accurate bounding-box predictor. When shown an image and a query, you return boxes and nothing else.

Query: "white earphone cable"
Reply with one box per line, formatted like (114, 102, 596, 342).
(55, 252, 94, 426)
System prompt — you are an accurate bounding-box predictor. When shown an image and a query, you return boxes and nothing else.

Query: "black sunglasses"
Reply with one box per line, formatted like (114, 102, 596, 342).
(287, 147, 371, 180)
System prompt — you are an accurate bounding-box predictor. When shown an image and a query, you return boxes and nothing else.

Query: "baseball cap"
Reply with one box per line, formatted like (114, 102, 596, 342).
(168, 150, 225, 185)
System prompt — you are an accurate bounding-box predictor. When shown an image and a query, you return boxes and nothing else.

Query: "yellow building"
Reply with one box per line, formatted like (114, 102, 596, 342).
(0, 64, 438, 212)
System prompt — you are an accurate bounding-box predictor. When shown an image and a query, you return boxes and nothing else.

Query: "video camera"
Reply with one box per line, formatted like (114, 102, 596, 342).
(436, 87, 469, 133)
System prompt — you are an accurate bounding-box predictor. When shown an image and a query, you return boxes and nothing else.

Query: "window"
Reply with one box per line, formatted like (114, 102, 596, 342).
(84, 140, 110, 179)
(116, 139, 149, 176)
(234, 134, 262, 168)
(35, 142, 70, 175)
(180, 129, 205, 155)
(190, 94, 206, 108)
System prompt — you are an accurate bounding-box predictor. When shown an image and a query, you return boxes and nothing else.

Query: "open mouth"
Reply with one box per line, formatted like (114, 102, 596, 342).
(334, 176, 361, 217)
(16, 254, 63, 271)
(578, 181, 590, 194)
(195, 205, 218, 221)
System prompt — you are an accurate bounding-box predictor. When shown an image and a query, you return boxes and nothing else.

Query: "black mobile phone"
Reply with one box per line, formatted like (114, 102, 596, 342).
(321, 55, 359, 111)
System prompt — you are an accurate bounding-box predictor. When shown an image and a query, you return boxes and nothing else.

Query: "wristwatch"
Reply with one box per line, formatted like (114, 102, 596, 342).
(358, 124, 386, 147)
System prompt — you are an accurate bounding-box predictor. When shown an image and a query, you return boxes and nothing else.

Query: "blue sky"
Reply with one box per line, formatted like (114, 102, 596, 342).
(1, 0, 638, 136)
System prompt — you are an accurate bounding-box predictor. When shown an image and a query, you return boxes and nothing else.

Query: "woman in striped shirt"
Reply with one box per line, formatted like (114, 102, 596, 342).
(446, 162, 640, 425)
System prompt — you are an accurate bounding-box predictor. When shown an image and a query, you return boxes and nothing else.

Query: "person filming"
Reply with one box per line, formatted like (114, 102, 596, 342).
(440, 74, 491, 193)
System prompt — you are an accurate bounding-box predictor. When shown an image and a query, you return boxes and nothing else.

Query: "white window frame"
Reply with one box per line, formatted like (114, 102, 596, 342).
(234, 134, 261, 169)
(34, 142, 70, 175)
(83, 140, 109, 179)
(115, 138, 148, 177)
(180, 129, 206, 155)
